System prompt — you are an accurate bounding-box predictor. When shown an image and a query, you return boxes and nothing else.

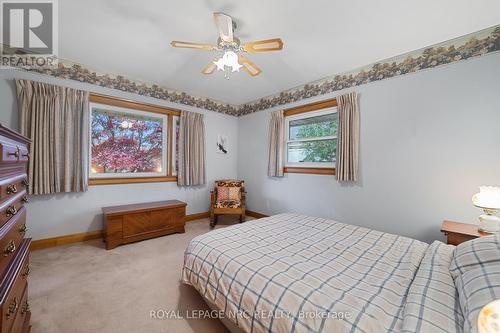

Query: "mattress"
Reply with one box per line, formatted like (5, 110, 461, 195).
(182, 213, 461, 333)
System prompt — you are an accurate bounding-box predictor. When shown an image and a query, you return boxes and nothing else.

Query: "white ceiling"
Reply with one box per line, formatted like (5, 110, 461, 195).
(60, 0, 500, 105)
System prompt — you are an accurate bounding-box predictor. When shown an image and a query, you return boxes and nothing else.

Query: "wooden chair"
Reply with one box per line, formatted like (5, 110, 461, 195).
(210, 180, 246, 227)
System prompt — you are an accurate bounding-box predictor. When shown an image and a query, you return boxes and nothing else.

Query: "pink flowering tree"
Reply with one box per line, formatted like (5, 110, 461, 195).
(91, 111, 163, 174)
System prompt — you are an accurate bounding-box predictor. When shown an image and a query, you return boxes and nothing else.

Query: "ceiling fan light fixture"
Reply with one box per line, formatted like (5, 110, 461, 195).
(214, 51, 242, 73)
(171, 12, 283, 78)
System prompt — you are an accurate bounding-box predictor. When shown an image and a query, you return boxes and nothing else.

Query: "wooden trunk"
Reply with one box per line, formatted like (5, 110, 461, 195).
(102, 200, 187, 250)
(0, 124, 31, 333)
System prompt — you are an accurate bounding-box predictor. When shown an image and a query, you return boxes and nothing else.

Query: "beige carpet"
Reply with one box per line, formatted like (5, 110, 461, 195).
(29, 216, 253, 333)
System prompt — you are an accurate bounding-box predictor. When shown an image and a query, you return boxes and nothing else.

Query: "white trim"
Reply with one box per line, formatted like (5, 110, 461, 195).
(285, 159, 336, 168)
(286, 107, 337, 121)
(284, 106, 337, 168)
(287, 135, 337, 144)
(89, 102, 168, 179)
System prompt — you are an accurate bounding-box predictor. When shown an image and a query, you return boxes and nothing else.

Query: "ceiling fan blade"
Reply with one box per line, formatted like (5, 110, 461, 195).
(238, 55, 262, 77)
(170, 41, 217, 51)
(202, 58, 219, 74)
(242, 38, 283, 52)
(213, 12, 234, 43)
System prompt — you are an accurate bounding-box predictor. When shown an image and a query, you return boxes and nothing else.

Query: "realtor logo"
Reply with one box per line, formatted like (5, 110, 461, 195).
(0, 0, 58, 67)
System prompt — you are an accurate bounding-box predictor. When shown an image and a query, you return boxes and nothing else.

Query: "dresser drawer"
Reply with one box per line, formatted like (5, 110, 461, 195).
(0, 241, 29, 333)
(17, 147, 29, 163)
(0, 144, 20, 164)
(0, 209, 27, 277)
(1, 282, 26, 333)
(0, 143, 28, 164)
(0, 239, 30, 333)
(0, 175, 28, 206)
(10, 285, 29, 333)
(0, 192, 27, 229)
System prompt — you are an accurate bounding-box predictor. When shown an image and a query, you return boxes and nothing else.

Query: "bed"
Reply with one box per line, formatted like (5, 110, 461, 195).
(182, 213, 500, 333)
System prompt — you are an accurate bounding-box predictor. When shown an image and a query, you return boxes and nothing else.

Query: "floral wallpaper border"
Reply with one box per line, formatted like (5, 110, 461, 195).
(5, 25, 500, 117)
(238, 25, 500, 116)
(12, 60, 241, 116)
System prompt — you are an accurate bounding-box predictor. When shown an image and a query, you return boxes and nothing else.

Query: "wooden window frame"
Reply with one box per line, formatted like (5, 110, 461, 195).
(88, 94, 180, 185)
(283, 98, 337, 175)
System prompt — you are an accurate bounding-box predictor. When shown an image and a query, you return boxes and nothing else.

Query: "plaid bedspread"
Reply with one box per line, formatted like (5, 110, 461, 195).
(182, 213, 446, 333)
(401, 241, 463, 333)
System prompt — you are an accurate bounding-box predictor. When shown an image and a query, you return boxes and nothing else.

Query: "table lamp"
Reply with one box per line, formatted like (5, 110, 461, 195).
(472, 186, 500, 233)
(478, 299, 500, 333)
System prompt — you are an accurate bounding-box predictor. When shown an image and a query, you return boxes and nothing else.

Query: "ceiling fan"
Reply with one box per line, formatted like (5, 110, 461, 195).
(171, 12, 283, 79)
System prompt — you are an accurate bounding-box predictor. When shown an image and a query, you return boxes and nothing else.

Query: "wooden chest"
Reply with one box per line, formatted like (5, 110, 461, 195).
(102, 200, 187, 250)
(0, 125, 31, 333)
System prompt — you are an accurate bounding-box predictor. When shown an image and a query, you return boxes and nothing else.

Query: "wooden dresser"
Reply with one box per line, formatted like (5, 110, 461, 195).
(102, 200, 186, 250)
(0, 125, 31, 333)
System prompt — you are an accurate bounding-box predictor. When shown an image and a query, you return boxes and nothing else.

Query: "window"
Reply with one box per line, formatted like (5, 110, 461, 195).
(284, 99, 338, 174)
(88, 95, 179, 184)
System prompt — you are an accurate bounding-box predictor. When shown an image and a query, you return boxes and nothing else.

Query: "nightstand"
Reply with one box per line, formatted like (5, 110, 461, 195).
(441, 220, 490, 245)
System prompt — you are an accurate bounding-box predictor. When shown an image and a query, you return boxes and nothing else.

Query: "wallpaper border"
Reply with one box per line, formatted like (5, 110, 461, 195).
(3, 25, 499, 117)
(238, 25, 500, 115)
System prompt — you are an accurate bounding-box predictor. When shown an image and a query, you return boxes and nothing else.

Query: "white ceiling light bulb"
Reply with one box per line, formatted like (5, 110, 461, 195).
(213, 51, 242, 77)
(225, 51, 242, 72)
(214, 57, 225, 71)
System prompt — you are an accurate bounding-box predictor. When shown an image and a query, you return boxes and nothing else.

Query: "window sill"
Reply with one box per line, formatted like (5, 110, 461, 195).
(283, 167, 336, 175)
(89, 176, 177, 186)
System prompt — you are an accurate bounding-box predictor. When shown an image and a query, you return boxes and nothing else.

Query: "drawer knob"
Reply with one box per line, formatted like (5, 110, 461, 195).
(22, 265, 30, 278)
(4, 240, 16, 256)
(6, 297, 17, 318)
(6, 205, 17, 218)
(22, 179, 29, 187)
(6, 184, 17, 194)
(8, 151, 19, 159)
(21, 195, 29, 203)
(21, 302, 29, 315)
(19, 224, 27, 233)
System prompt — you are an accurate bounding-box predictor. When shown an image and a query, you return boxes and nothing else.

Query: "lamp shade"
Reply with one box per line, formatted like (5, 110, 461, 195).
(472, 186, 500, 210)
(478, 299, 500, 333)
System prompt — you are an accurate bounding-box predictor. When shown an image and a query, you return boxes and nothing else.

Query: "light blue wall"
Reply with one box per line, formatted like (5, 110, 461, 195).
(237, 53, 500, 243)
(0, 69, 239, 240)
(1, 52, 498, 242)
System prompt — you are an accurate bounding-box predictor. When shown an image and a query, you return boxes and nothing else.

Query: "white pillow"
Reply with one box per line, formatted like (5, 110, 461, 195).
(449, 235, 500, 279)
